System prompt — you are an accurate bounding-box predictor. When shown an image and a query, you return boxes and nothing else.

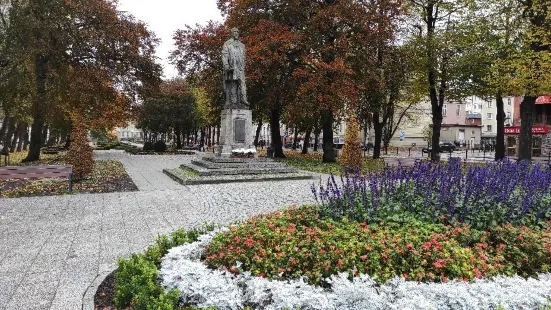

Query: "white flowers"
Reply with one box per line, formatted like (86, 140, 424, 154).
(159, 230, 551, 310)
(231, 148, 256, 156)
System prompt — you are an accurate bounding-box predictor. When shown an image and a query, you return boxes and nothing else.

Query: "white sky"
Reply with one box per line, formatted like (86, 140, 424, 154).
(117, 0, 223, 79)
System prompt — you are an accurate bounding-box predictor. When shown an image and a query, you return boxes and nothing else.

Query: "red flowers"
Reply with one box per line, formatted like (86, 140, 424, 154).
(203, 206, 551, 286)
(244, 238, 255, 247)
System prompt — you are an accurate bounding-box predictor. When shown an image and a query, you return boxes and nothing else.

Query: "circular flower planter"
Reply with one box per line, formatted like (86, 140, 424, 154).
(159, 229, 551, 310)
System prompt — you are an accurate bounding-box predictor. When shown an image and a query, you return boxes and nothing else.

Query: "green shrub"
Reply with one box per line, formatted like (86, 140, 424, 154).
(115, 227, 213, 310)
(154, 141, 167, 152)
(143, 142, 154, 151)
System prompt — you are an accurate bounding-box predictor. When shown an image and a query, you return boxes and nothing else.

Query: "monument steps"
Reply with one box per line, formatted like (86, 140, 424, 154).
(180, 162, 296, 176)
(191, 159, 283, 169)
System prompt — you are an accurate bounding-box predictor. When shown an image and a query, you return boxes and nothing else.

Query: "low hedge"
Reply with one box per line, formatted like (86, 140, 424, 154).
(115, 226, 213, 310)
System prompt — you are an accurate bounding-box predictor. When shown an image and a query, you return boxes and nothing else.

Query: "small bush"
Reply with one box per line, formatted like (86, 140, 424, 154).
(154, 141, 167, 152)
(65, 114, 94, 180)
(340, 115, 363, 171)
(143, 142, 154, 151)
(115, 227, 212, 310)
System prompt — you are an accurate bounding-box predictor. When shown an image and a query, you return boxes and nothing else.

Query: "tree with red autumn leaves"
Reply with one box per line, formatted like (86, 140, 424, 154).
(5, 0, 161, 161)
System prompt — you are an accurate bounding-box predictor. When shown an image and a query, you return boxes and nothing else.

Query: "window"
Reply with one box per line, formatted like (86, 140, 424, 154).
(471, 119, 475, 124)
(472, 131, 475, 134)
(487, 125, 492, 132)
(487, 101, 492, 108)
(487, 113, 493, 120)
(507, 98, 512, 106)
(443, 104, 447, 116)
(507, 111, 511, 119)
(456, 104, 461, 116)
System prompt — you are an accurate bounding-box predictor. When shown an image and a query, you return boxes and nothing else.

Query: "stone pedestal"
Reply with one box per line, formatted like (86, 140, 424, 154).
(216, 109, 254, 157)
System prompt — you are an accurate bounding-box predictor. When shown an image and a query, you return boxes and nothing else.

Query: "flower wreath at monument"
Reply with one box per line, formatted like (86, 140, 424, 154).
(231, 148, 256, 158)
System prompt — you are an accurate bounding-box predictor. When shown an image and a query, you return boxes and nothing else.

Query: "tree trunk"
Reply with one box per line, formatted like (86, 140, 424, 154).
(10, 123, 23, 153)
(41, 126, 48, 147)
(430, 111, 443, 161)
(175, 129, 182, 149)
(270, 108, 285, 158)
(23, 129, 30, 151)
(519, 96, 537, 161)
(200, 128, 205, 149)
(16, 124, 26, 152)
(322, 109, 336, 163)
(372, 113, 383, 159)
(2, 117, 15, 155)
(254, 119, 262, 147)
(217, 123, 221, 144)
(495, 93, 506, 160)
(302, 127, 312, 154)
(64, 134, 71, 149)
(292, 127, 298, 150)
(0, 115, 8, 143)
(207, 126, 211, 147)
(24, 55, 47, 162)
(313, 125, 320, 152)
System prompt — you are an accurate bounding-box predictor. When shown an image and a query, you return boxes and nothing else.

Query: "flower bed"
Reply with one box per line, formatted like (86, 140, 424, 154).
(313, 159, 551, 230)
(204, 207, 551, 285)
(159, 219, 551, 309)
(114, 160, 551, 309)
(0, 156, 137, 198)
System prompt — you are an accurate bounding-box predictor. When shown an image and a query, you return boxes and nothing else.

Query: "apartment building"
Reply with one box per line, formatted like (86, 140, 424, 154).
(480, 96, 515, 145)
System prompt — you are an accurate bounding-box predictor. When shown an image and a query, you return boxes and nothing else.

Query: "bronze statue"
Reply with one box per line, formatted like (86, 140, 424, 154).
(222, 28, 248, 109)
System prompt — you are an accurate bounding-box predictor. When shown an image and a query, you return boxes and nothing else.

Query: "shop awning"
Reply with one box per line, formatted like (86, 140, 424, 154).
(536, 95, 551, 104)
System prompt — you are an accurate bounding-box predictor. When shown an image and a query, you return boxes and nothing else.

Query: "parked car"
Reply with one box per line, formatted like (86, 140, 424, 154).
(422, 142, 456, 153)
(362, 142, 373, 151)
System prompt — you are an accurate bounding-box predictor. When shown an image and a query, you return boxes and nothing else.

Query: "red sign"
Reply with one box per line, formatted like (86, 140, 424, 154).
(504, 126, 549, 134)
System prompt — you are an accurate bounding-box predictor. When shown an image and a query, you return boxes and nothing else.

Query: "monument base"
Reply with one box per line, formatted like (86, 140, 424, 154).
(216, 109, 254, 157)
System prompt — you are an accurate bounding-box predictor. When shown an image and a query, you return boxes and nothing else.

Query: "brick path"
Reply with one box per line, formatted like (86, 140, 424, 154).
(0, 151, 317, 310)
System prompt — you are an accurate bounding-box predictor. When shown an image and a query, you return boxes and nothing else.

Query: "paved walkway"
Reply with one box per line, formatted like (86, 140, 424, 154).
(0, 151, 318, 310)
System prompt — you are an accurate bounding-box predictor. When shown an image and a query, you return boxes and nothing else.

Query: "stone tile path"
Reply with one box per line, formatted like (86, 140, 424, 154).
(0, 151, 319, 310)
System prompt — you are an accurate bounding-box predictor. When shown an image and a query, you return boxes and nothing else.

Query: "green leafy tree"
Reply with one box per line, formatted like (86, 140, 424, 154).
(407, 0, 483, 161)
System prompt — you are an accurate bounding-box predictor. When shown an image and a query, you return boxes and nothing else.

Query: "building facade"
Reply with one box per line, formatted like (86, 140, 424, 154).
(505, 95, 551, 157)
(441, 100, 482, 146)
(480, 96, 515, 145)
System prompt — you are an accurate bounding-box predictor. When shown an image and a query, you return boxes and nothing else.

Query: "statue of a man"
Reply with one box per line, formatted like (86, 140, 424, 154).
(222, 28, 248, 109)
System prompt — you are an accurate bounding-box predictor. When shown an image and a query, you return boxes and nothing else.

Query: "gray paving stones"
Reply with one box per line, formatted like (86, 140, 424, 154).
(0, 151, 319, 309)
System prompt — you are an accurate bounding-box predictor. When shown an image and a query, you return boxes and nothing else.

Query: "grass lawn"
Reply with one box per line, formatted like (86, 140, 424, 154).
(0, 151, 138, 198)
(257, 149, 384, 175)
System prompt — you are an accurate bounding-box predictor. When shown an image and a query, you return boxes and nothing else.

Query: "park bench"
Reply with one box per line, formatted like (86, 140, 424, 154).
(0, 165, 73, 192)
(383, 157, 419, 168)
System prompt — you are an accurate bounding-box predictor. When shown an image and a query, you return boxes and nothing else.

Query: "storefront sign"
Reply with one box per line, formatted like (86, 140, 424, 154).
(504, 126, 549, 134)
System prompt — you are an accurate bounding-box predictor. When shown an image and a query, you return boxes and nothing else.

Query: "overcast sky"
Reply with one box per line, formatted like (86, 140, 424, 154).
(118, 0, 223, 79)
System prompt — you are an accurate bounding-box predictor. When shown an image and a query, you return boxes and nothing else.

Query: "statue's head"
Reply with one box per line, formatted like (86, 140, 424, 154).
(231, 28, 239, 40)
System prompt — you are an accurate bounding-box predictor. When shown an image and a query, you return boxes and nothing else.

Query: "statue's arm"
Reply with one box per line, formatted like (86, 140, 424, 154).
(222, 43, 229, 70)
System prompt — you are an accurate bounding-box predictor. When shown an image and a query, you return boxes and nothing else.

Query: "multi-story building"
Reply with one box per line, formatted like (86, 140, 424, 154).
(440, 100, 482, 146)
(480, 96, 515, 145)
